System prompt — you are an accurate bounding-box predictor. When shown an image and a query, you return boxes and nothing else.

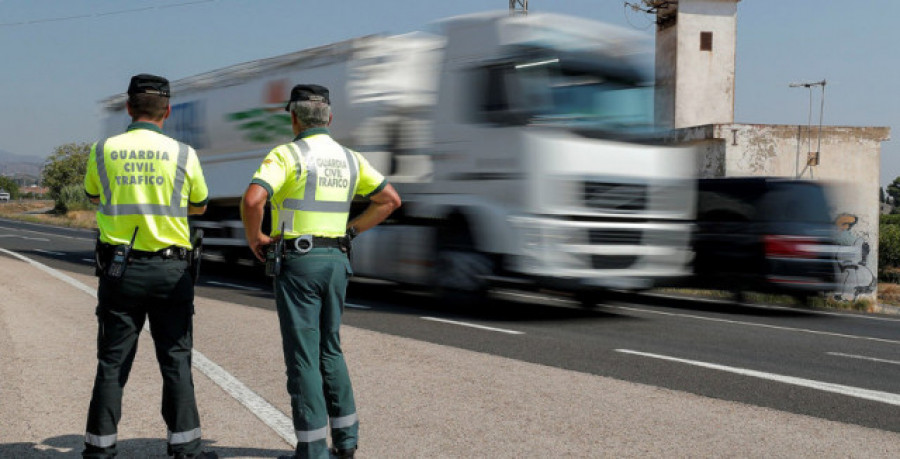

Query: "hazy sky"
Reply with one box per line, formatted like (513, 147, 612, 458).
(1, 0, 897, 185)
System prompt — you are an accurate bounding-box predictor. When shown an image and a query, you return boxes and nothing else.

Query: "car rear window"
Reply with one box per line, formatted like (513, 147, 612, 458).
(759, 182, 832, 224)
(697, 180, 831, 224)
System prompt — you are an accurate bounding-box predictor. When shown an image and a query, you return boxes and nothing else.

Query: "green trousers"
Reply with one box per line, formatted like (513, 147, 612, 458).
(275, 248, 358, 459)
(83, 258, 202, 458)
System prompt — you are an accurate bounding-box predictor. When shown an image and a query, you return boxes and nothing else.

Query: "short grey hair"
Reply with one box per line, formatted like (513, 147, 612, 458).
(289, 100, 331, 127)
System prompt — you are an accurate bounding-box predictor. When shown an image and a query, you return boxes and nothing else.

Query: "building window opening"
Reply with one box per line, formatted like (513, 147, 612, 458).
(700, 31, 713, 51)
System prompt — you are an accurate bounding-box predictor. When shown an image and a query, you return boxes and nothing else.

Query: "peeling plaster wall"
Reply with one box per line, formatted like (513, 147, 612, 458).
(668, 125, 726, 177)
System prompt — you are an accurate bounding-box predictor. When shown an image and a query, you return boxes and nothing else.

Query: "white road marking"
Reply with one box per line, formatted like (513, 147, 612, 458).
(346, 303, 371, 309)
(82, 258, 95, 263)
(497, 290, 572, 304)
(33, 248, 65, 256)
(421, 316, 524, 335)
(0, 247, 298, 447)
(1, 248, 96, 297)
(191, 351, 297, 446)
(204, 280, 263, 291)
(827, 352, 900, 366)
(0, 234, 51, 242)
(612, 305, 900, 345)
(616, 349, 900, 407)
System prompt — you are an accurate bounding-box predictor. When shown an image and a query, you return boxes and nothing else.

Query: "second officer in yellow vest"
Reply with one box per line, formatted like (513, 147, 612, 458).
(241, 84, 401, 459)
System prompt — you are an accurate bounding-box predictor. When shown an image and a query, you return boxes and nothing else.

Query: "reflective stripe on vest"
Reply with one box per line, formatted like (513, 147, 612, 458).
(94, 139, 190, 217)
(281, 139, 359, 213)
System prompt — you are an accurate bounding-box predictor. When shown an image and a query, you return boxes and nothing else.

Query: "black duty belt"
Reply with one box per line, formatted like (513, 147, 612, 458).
(284, 236, 345, 253)
(130, 247, 189, 260)
(99, 242, 188, 260)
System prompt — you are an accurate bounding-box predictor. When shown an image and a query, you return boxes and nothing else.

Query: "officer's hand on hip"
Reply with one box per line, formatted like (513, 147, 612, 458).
(248, 233, 275, 263)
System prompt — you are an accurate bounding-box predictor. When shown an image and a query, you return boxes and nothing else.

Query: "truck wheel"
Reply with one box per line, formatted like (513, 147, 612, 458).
(575, 290, 605, 309)
(433, 249, 494, 305)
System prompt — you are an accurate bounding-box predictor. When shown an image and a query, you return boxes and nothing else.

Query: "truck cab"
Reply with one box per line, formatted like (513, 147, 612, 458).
(350, 12, 697, 300)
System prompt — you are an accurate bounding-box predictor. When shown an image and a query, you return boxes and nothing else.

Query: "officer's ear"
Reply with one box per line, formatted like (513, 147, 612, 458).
(125, 101, 134, 118)
(163, 104, 171, 120)
(328, 113, 333, 126)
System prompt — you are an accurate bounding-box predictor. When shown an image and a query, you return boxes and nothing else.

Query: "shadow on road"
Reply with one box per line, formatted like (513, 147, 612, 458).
(345, 280, 631, 324)
(195, 259, 829, 324)
(0, 434, 289, 458)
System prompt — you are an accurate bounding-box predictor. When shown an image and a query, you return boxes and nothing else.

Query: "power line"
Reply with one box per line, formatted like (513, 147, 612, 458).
(0, 0, 218, 27)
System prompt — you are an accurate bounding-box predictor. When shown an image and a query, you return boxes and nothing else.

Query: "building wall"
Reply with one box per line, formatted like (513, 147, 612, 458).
(655, 0, 738, 129)
(675, 123, 891, 299)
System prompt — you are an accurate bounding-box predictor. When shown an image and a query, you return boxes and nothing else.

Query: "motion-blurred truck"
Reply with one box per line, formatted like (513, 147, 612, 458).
(100, 11, 697, 304)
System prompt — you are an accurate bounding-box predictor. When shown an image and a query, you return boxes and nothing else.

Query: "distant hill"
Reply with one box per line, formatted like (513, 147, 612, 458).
(0, 149, 44, 178)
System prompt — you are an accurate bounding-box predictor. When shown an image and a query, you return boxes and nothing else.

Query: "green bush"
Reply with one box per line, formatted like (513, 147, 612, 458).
(881, 214, 900, 225)
(0, 176, 20, 200)
(58, 184, 94, 212)
(878, 222, 900, 282)
(42, 142, 91, 211)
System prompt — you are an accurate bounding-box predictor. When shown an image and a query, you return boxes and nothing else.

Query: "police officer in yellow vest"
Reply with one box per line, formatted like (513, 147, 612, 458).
(241, 84, 401, 459)
(83, 74, 217, 459)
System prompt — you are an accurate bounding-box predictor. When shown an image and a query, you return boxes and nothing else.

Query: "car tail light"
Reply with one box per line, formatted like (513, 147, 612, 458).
(764, 235, 819, 259)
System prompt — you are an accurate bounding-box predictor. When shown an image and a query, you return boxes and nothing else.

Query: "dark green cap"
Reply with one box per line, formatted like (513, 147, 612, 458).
(127, 73, 170, 97)
(284, 84, 330, 111)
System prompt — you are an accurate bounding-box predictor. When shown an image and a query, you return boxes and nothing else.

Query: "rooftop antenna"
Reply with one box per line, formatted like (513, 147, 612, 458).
(510, 0, 528, 15)
(789, 79, 827, 178)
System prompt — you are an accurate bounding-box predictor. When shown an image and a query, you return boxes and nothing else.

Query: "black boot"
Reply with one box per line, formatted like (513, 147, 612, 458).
(330, 446, 356, 458)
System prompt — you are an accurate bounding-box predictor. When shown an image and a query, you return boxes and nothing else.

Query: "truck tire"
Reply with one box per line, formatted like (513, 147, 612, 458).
(432, 213, 494, 306)
(433, 249, 494, 306)
(575, 290, 606, 309)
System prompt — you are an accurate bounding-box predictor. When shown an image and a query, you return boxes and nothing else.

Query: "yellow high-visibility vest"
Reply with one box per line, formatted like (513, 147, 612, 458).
(251, 128, 386, 238)
(84, 122, 209, 251)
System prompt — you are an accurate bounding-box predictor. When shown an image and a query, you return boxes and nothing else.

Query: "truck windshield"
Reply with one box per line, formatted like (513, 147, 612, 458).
(513, 55, 655, 134)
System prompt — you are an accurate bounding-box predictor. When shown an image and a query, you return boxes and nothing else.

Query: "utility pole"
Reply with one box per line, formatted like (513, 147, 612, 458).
(510, 0, 528, 15)
(789, 80, 827, 178)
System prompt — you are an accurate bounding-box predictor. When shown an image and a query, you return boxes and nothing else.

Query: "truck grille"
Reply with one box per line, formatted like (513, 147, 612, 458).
(588, 229, 642, 245)
(583, 181, 647, 212)
(591, 255, 638, 269)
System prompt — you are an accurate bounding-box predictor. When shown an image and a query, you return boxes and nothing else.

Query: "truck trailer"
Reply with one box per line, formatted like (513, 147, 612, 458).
(100, 11, 698, 304)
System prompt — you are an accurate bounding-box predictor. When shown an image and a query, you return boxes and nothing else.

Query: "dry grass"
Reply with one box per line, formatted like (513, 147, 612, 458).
(0, 200, 54, 215)
(0, 200, 97, 229)
(877, 282, 900, 306)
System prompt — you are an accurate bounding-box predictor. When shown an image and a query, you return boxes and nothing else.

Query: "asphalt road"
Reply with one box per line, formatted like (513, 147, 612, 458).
(2, 217, 900, 437)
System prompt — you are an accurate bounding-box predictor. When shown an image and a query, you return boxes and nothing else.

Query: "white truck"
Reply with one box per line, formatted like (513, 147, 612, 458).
(100, 11, 697, 304)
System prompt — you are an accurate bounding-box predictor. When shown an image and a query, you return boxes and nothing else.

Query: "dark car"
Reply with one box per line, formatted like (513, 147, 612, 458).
(688, 177, 839, 301)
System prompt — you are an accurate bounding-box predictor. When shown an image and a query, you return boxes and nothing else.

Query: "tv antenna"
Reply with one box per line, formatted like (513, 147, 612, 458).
(510, 0, 528, 15)
(789, 79, 826, 178)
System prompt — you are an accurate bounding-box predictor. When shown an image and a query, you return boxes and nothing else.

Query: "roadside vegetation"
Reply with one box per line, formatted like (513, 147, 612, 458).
(42, 142, 92, 213)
